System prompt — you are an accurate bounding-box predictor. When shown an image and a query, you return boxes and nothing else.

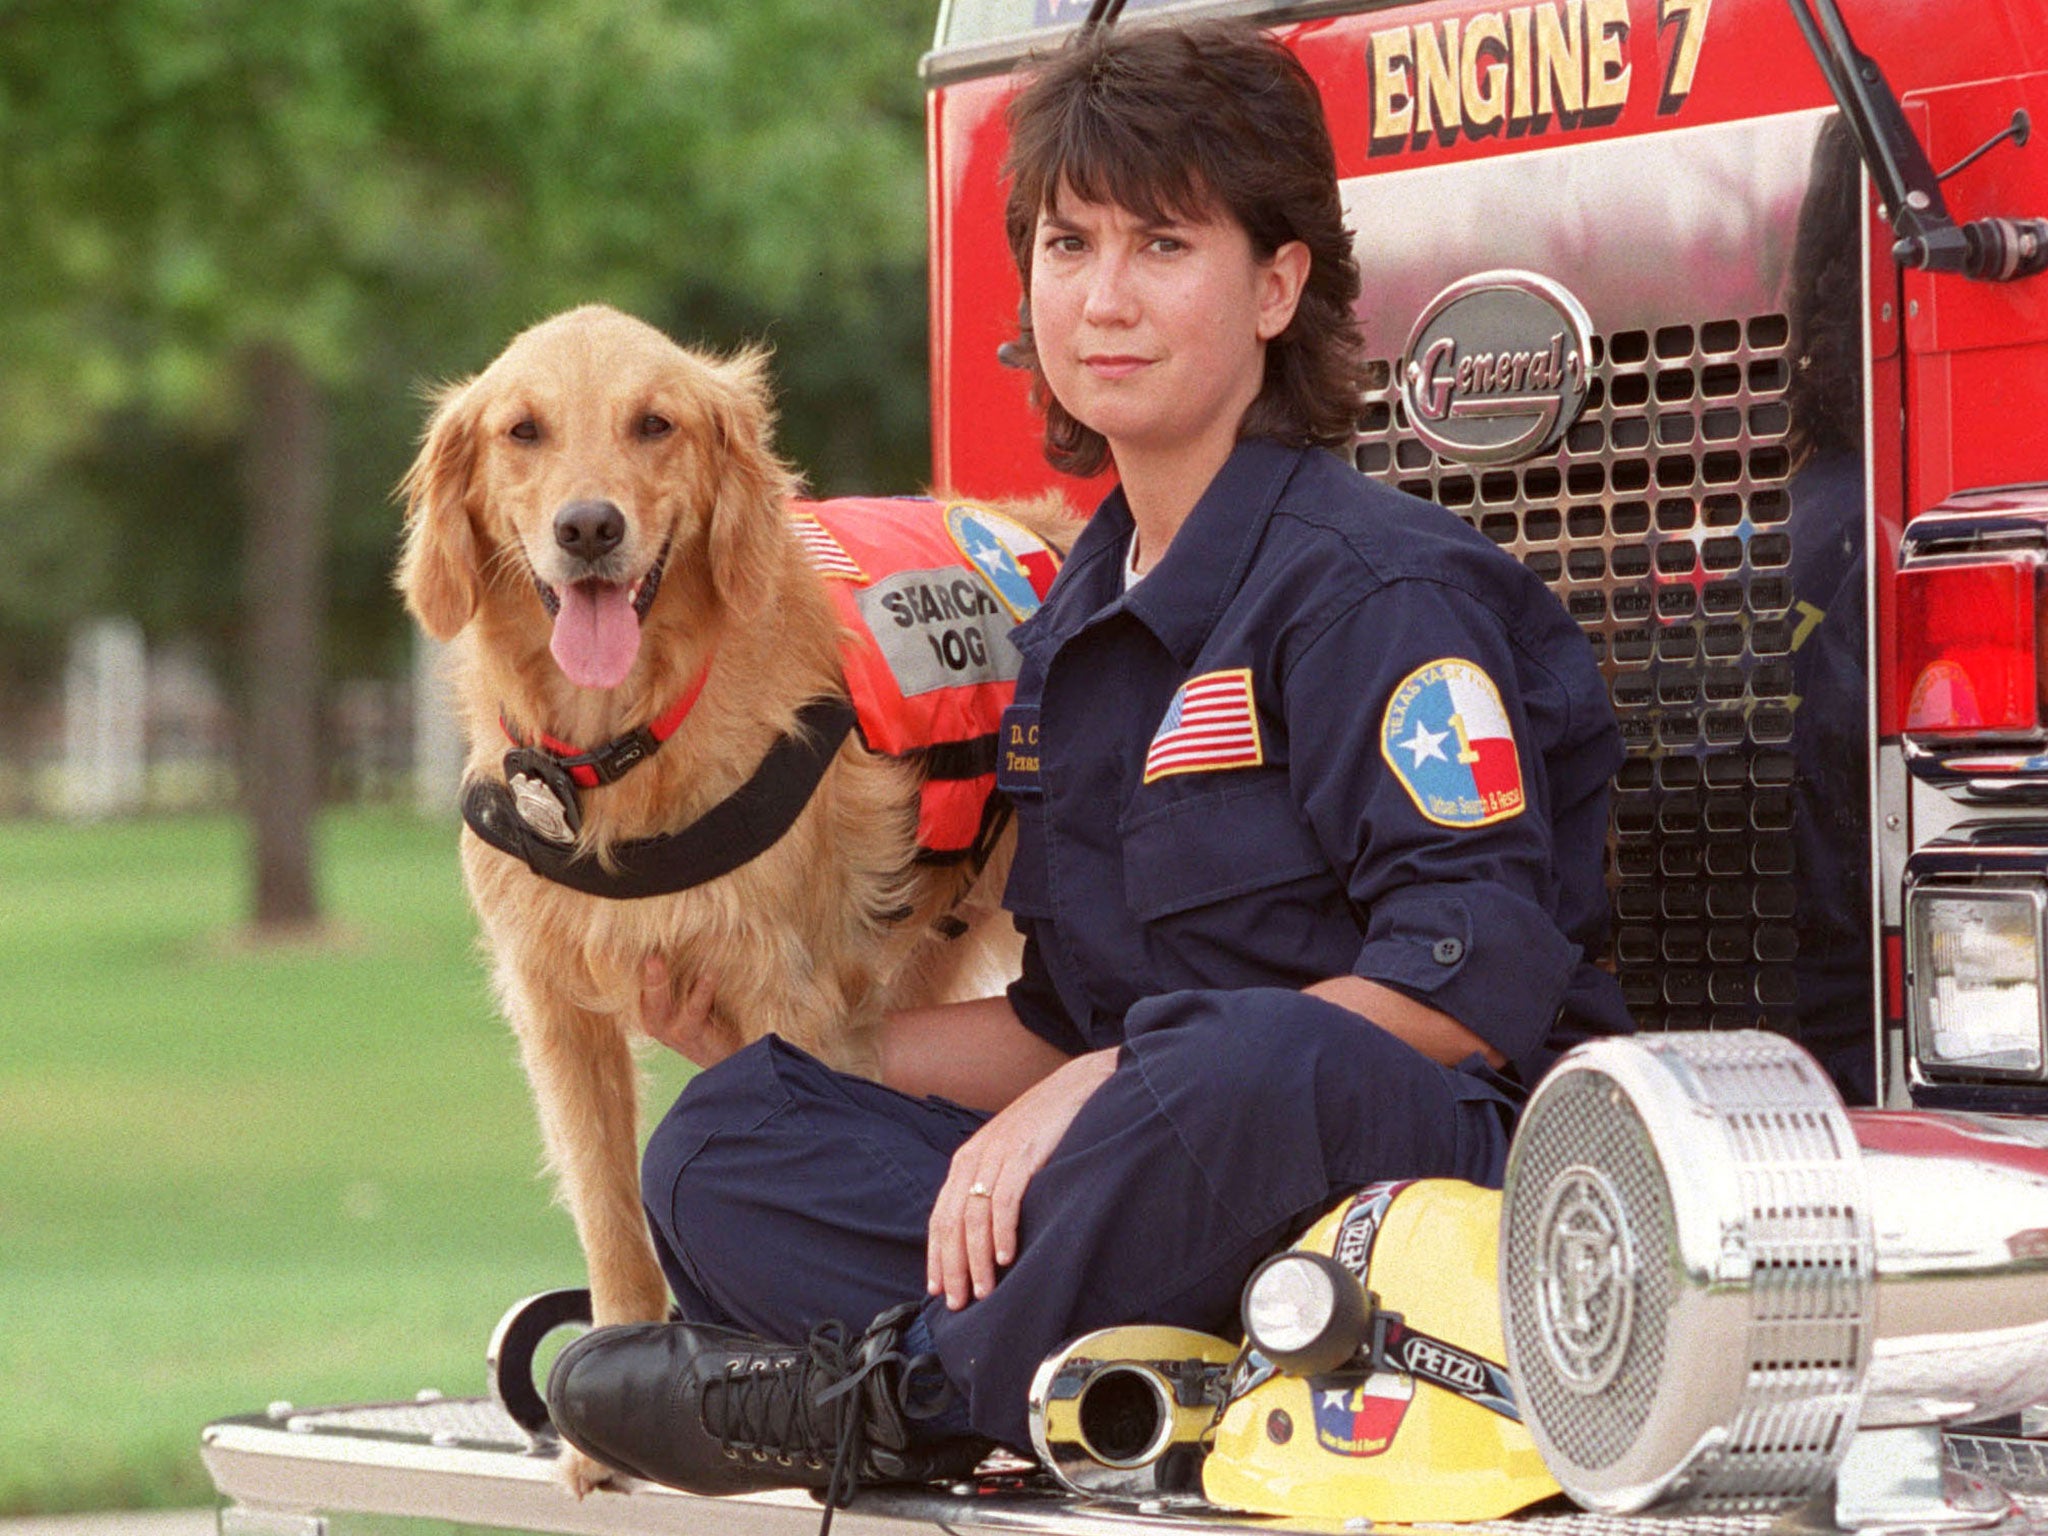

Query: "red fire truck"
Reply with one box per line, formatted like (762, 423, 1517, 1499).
(202, 0, 2048, 1531)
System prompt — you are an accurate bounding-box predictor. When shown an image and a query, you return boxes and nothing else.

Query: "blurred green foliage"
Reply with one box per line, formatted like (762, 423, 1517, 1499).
(0, 0, 938, 691)
(0, 807, 695, 1513)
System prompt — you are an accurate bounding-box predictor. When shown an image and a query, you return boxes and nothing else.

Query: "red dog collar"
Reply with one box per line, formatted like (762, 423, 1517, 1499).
(501, 660, 713, 790)
(494, 660, 712, 845)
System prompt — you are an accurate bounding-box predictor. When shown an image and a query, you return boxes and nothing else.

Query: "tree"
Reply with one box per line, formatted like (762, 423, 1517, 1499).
(0, 0, 937, 929)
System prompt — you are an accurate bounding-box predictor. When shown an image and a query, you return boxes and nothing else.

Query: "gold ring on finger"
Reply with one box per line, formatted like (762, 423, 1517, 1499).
(968, 1181, 992, 1199)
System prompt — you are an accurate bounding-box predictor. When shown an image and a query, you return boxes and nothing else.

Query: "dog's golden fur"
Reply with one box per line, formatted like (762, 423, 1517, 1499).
(398, 307, 1062, 1485)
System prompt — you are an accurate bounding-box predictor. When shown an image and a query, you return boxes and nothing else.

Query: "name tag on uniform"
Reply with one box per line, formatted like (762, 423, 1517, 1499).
(997, 704, 1043, 796)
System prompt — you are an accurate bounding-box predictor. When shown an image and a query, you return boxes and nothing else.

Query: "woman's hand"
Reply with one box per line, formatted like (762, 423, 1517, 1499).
(638, 956, 740, 1069)
(927, 1047, 1117, 1309)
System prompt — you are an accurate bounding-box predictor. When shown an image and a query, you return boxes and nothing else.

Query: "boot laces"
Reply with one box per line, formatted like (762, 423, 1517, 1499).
(702, 1315, 938, 1536)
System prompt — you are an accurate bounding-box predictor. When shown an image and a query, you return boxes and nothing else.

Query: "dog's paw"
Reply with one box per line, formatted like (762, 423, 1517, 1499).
(555, 1444, 619, 1499)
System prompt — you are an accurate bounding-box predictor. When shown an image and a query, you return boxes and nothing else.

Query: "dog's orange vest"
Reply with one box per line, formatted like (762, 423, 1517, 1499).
(793, 497, 1061, 860)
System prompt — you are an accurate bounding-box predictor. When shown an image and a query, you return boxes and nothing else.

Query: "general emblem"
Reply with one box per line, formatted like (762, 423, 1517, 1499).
(1379, 658, 1526, 828)
(1400, 271, 1594, 466)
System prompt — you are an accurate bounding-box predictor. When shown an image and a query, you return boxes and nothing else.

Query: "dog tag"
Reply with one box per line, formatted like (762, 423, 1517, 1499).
(503, 749, 582, 845)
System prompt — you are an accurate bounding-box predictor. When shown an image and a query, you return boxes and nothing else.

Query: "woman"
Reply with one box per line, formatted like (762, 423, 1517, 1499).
(546, 17, 1630, 1508)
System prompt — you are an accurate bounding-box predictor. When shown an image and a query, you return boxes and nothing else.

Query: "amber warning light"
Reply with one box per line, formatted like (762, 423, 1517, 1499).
(1897, 558, 2043, 735)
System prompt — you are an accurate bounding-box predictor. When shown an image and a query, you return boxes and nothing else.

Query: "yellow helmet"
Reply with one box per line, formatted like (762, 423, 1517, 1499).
(1202, 1179, 1560, 1524)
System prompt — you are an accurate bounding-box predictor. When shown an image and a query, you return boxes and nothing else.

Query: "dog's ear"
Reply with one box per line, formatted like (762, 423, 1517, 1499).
(702, 346, 799, 616)
(396, 378, 484, 641)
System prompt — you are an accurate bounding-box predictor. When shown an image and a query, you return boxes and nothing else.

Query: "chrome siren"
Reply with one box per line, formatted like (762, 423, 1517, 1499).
(1502, 1030, 2048, 1529)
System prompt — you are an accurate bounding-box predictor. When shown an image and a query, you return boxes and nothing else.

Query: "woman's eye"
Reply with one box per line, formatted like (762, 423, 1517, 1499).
(509, 418, 539, 442)
(639, 413, 673, 439)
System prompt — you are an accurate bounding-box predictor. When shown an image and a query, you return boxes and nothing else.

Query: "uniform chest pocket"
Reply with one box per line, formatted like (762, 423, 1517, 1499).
(1121, 774, 1332, 922)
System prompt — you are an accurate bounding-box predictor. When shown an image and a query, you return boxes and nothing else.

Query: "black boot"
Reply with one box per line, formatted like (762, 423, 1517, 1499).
(546, 1302, 988, 1521)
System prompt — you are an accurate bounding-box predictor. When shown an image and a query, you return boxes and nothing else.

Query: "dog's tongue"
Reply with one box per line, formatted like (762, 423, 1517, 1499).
(550, 581, 641, 690)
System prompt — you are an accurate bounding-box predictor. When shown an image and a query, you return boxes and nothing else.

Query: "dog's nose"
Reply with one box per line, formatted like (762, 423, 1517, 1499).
(555, 500, 626, 562)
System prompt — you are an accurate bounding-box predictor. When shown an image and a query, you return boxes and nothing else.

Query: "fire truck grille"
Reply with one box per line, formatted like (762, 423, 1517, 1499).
(1355, 312, 1798, 1036)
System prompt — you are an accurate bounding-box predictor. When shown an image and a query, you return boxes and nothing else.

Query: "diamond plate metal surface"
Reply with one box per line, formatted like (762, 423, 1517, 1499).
(284, 1396, 530, 1447)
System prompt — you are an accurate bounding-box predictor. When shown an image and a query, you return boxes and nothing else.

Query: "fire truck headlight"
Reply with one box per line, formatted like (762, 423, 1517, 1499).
(1907, 884, 2048, 1078)
(1241, 1251, 1369, 1376)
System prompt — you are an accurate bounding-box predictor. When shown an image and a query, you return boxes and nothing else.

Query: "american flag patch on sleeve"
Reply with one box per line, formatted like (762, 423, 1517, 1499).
(1143, 668, 1264, 783)
(791, 514, 866, 581)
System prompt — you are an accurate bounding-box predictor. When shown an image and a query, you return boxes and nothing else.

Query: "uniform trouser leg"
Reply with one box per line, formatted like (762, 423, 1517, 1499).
(639, 988, 1514, 1453)
(641, 1034, 988, 1342)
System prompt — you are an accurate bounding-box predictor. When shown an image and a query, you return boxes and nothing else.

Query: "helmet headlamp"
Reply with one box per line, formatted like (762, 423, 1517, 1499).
(1239, 1251, 1371, 1375)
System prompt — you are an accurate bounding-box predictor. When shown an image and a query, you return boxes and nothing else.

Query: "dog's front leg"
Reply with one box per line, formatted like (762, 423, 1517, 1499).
(504, 973, 669, 1496)
(508, 978, 671, 1328)
(503, 969, 667, 1329)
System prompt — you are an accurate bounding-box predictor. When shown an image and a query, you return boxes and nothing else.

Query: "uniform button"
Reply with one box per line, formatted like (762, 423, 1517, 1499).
(1432, 937, 1465, 966)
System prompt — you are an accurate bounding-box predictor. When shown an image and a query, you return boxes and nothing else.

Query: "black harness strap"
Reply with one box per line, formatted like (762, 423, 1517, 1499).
(910, 733, 999, 781)
(462, 696, 858, 900)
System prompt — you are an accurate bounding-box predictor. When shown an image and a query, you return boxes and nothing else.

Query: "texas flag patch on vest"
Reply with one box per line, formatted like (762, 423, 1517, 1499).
(1144, 668, 1264, 783)
(1379, 658, 1526, 827)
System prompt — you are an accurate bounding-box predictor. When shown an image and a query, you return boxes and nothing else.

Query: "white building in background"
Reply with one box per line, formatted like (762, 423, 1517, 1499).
(412, 633, 465, 819)
(62, 617, 147, 819)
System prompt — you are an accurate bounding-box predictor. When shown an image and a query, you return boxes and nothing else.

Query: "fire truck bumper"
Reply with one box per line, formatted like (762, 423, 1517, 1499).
(201, 1394, 2048, 1536)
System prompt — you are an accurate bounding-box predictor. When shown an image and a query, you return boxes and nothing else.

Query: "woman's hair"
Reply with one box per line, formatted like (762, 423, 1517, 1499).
(1000, 19, 1368, 478)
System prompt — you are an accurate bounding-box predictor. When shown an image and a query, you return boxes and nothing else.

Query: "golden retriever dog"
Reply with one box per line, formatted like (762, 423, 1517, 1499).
(398, 305, 1063, 1488)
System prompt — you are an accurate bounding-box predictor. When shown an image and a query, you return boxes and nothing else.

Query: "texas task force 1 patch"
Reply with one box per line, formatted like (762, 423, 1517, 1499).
(1380, 658, 1525, 827)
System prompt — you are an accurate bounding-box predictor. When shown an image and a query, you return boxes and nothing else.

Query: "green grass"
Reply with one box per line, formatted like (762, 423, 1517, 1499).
(0, 808, 694, 1515)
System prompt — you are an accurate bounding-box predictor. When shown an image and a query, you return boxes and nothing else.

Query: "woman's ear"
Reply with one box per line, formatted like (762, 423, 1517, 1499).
(702, 347, 799, 615)
(396, 378, 484, 640)
(1257, 240, 1313, 342)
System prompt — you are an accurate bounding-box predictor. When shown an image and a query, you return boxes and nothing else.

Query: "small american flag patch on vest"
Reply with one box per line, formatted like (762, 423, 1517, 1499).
(1144, 668, 1263, 783)
(792, 515, 865, 581)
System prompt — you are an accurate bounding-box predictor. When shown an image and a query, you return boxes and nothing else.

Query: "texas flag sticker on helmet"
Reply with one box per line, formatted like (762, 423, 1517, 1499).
(1380, 658, 1525, 828)
(1311, 1371, 1416, 1457)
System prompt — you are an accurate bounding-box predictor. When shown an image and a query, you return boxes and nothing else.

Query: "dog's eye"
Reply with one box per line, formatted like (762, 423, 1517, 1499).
(638, 414, 674, 440)
(509, 418, 539, 443)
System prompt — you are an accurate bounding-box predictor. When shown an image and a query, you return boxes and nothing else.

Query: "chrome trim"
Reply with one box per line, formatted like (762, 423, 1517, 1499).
(1899, 503, 2048, 560)
(1910, 778, 1980, 880)
(1859, 1109, 2048, 1426)
(1863, 185, 1892, 1110)
(1903, 829, 2048, 880)
(1820, 1424, 2022, 1536)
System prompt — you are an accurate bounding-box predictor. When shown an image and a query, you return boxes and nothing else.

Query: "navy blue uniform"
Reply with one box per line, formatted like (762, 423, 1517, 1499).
(641, 438, 1630, 1452)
